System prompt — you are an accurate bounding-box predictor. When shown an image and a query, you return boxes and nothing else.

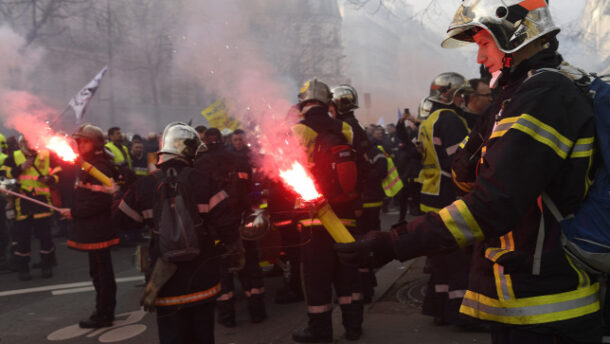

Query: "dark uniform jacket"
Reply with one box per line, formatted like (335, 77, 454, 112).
(391, 49, 601, 342)
(68, 151, 118, 250)
(362, 145, 387, 204)
(417, 103, 470, 213)
(114, 158, 239, 309)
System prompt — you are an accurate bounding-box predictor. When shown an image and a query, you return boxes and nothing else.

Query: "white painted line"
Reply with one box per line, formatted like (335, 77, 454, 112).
(52, 286, 95, 295)
(0, 275, 145, 297)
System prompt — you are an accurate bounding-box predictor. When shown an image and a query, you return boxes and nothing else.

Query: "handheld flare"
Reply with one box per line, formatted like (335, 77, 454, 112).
(78, 159, 113, 187)
(310, 198, 355, 244)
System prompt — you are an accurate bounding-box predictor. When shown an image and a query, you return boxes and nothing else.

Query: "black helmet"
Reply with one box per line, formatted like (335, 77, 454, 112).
(73, 124, 105, 149)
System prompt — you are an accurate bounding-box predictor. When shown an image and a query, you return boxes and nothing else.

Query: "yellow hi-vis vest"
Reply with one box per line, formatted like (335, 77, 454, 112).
(105, 142, 132, 169)
(14, 150, 55, 220)
(377, 146, 403, 197)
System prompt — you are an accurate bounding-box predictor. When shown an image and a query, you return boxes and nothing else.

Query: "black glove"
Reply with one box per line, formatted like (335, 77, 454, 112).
(37, 175, 55, 186)
(334, 230, 396, 269)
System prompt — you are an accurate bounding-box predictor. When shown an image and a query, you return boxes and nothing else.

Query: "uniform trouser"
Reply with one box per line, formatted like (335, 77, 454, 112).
(0, 198, 8, 260)
(301, 226, 361, 308)
(220, 240, 264, 296)
(157, 302, 215, 344)
(12, 216, 54, 264)
(355, 206, 381, 299)
(399, 181, 422, 221)
(490, 325, 572, 344)
(88, 249, 116, 317)
(421, 248, 472, 324)
(278, 223, 301, 292)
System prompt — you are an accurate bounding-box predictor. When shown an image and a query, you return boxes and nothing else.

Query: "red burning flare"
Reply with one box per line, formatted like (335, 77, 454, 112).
(44, 135, 78, 163)
(279, 161, 321, 202)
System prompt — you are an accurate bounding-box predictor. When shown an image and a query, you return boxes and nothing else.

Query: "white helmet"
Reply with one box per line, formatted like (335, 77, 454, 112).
(158, 122, 202, 163)
(442, 0, 559, 54)
(428, 72, 472, 106)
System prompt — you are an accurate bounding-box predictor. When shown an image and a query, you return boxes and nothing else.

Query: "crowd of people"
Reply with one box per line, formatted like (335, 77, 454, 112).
(0, 1, 608, 343)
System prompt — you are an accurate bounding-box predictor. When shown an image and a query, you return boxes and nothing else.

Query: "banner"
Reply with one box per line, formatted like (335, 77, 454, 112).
(200, 99, 240, 131)
(68, 66, 108, 123)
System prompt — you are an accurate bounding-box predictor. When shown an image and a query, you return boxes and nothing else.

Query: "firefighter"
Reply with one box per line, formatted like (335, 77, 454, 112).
(130, 135, 149, 179)
(0, 134, 10, 267)
(413, 72, 476, 326)
(395, 108, 424, 221)
(3, 136, 60, 280)
(291, 78, 363, 343)
(58, 124, 119, 328)
(114, 122, 241, 344)
(336, 1, 602, 342)
(195, 128, 267, 326)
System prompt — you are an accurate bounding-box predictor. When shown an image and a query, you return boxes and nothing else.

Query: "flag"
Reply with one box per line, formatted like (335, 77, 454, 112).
(68, 66, 108, 123)
(200, 99, 240, 131)
(376, 116, 385, 127)
(397, 108, 402, 120)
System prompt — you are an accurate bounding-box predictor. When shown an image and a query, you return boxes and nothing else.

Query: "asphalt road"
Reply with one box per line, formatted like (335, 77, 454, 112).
(0, 210, 404, 344)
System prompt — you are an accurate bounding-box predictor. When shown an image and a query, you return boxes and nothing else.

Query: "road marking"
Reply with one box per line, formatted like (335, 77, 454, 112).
(52, 286, 95, 295)
(0, 276, 144, 297)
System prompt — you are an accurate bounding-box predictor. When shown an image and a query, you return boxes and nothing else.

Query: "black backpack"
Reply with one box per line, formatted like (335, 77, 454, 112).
(311, 129, 358, 204)
(152, 166, 202, 262)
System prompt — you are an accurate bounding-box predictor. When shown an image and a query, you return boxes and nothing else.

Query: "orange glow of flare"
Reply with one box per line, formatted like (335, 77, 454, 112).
(45, 135, 78, 163)
(279, 161, 321, 202)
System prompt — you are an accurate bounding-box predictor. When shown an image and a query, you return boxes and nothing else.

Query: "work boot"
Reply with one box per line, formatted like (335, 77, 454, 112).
(79, 311, 114, 328)
(292, 312, 333, 343)
(40, 253, 54, 278)
(247, 293, 267, 324)
(341, 301, 363, 341)
(216, 299, 236, 328)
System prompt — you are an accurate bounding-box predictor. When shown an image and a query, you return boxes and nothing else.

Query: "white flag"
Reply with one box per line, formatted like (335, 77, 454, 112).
(376, 116, 386, 127)
(68, 66, 108, 123)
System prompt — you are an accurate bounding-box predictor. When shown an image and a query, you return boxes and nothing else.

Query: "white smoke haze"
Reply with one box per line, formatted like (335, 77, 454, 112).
(0, 25, 64, 149)
(172, 0, 308, 179)
(0, 0, 606, 143)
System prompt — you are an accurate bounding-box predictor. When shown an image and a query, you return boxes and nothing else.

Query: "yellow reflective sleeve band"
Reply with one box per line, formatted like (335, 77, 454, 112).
(459, 283, 600, 325)
(342, 122, 354, 145)
(570, 137, 595, 159)
(490, 117, 519, 139)
(420, 204, 441, 214)
(484, 248, 511, 262)
(363, 202, 383, 208)
(439, 199, 484, 248)
(511, 114, 572, 159)
(458, 135, 469, 149)
(451, 169, 474, 193)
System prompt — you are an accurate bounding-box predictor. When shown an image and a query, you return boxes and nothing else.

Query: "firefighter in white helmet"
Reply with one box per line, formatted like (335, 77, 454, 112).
(336, 1, 603, 342)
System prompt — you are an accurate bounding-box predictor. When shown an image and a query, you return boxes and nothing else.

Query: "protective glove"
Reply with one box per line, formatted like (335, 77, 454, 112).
(37, 175, 55, 186)
(334, 230, 397, 269)
(140, 259, 177, 312)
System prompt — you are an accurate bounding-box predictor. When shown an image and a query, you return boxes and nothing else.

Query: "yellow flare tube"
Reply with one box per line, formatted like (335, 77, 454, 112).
(313, 199, 355, 244)
(78, 159, 113, 187)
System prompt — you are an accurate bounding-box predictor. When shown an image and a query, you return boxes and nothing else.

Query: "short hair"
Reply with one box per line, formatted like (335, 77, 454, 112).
(194, 125, 207, 134)
(131, 134, 143, 143)
(469, 78, 485, 92)
(108, 127, 121, 137)
(203, 128, 221, 144)
(233, 129, 245, 136)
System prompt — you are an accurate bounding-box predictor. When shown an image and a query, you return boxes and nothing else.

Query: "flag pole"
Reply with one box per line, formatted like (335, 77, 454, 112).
(0, 187, 62, 212)
(47, 104, 72, 129)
